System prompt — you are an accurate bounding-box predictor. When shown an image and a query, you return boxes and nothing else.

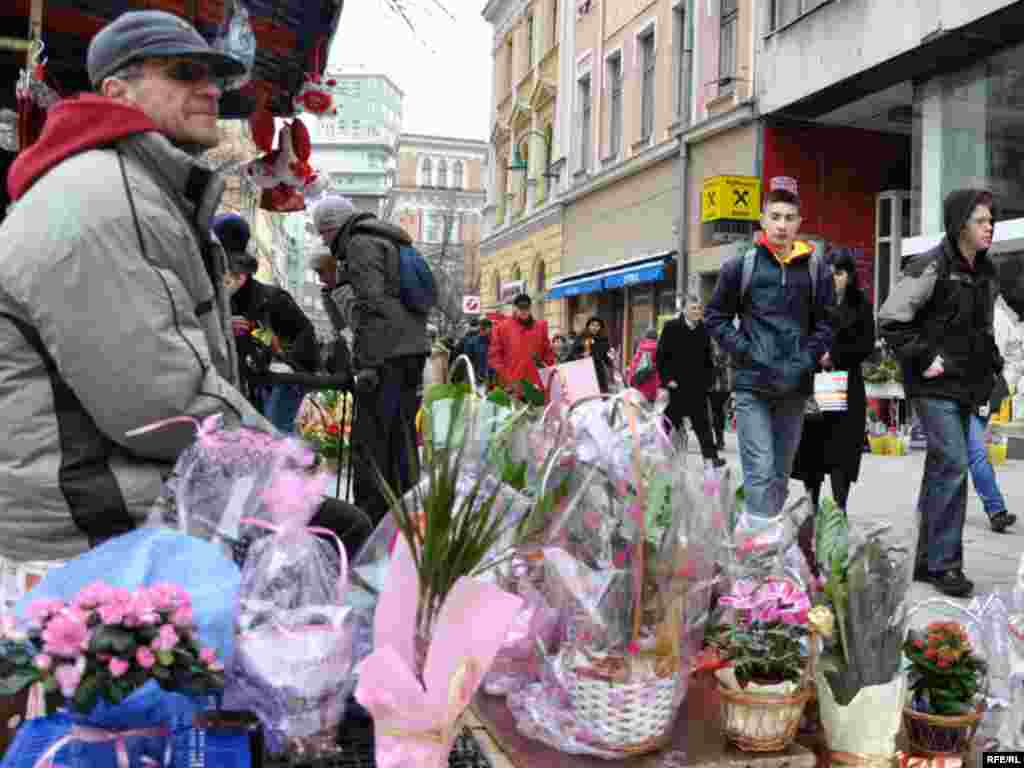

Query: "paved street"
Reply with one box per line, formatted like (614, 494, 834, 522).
(712, 433, 1023, 604)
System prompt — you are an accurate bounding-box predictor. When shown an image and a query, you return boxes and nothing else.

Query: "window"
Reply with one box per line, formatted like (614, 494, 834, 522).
(551, 0, 559, 48)
(527, 15, 535, 69)
(506, 39, 514, 92)
(338, 119, 347, 134)
(425, 211, 442, 243)
(607, 53, 623, 158)
(351, 120, 361, 138)
(578, 74, 592, 171)
(719, 0, 737, 91)
(772, 0, 824, 30)
(494, 272, 502, 303)
(536, 259, 546, 295)
(420, 157, 433, 187)
(321, 119, 336, 138)
(640, 31, 656, 142)
(673, 4, 690, 120)
(452, 159, 464, 189)
(437, 158, 448, 188)
(445, 214, 461, 244)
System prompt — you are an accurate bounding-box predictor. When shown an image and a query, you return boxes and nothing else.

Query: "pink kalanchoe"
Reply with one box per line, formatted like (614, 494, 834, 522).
(54, 663, 82, 699)
(97, 602, 125, 626)
(26, 599, 65, 627)
(108, 658, 130, 678)
(718, 579, 758, 611)
(33, 654, 52, 672)
(72, 582, 114, 609)
(136, 647, 156, 669)
(151, 624, 179, 652)
(199, 647, 218, 666)
(172, 605, 194, 628)
(41, 612, 89, 658)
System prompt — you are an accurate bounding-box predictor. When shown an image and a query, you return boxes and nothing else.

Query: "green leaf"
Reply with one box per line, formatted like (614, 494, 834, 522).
(815, 496, 848, 576)
(91, 626, 136, 655)
(487, 388, 513, 408)
(72, 675, 100, 714)
(519, 380, 545, 407)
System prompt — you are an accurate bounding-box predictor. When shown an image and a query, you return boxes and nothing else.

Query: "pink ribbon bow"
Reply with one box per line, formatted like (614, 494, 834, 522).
(34, 724, 169, 768)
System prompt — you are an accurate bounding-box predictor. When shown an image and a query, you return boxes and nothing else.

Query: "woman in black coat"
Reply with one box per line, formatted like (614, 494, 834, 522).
(573, 316, 611, 393)
(794, 249, 875, 568)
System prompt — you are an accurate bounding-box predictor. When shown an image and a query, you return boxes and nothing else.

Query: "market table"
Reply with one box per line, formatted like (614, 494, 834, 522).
(468, 673, 816, 768)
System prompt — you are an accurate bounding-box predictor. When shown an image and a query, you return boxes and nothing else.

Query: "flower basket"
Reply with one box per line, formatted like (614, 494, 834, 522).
(903, 704, 984, 756)
(566, 650, 681, 754)
(719, 681, 813, 752)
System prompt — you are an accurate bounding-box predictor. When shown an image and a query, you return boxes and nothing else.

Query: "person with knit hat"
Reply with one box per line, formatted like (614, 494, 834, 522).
(705, 178, 833, 524)
(309, 194, 429, 524)
(880, 189, 1005, 598)
(213, 213, 318, 432)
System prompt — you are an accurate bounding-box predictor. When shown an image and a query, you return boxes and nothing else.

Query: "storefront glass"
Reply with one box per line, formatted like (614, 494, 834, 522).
(912, 42, 1024, 314)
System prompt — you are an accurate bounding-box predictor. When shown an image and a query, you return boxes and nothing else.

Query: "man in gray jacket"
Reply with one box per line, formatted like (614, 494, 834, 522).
(0, 12, 358, 564)
(312, 196, 430, 523)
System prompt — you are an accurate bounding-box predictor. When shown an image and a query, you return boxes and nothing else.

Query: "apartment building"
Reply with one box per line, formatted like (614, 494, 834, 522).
(391, 134, 488, 326)
(481, 0, 566, 331)
(755, 0, 1024, 316)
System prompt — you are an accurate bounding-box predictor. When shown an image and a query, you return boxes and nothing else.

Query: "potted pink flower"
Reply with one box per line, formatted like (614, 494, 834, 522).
(0, 581, 224, 766)
(706, 578, 814, 752)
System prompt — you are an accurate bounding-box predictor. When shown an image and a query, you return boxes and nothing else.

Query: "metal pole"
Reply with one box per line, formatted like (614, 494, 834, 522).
(677, 139, 689, 313)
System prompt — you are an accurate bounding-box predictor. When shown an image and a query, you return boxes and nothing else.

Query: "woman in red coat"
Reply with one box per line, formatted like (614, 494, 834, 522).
(488, 293, 555, 394)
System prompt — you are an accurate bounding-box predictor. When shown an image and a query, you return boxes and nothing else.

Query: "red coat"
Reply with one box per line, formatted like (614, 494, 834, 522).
(488, 316, 555, 391)
(627, 338, 661, 402)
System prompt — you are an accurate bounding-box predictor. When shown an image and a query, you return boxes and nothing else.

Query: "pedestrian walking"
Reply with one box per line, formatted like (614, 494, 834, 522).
(312, 195, 430, 525)
(627, 327, 661, 403)
(574, 316, 612, 394)
(879, 188, 1002, 598)
(705, 180, 833, 519)
(453, 318, 494, 384)
(707, 337, 734, 451)
(792, 248, 875, 572)
(488, 294, 555, 396)
(657, 296, 727, 468)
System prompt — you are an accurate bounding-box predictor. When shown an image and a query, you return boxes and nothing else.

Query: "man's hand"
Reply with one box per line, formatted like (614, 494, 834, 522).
(923, 355, 945, 379)
(819, 352, 832, 370)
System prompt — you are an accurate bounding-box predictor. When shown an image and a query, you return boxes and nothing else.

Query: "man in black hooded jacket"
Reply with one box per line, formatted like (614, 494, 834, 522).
(879, 189, 1003, 598)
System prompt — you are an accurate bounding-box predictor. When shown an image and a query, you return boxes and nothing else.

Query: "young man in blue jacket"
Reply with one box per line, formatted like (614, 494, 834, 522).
(705, 183, 833, 520)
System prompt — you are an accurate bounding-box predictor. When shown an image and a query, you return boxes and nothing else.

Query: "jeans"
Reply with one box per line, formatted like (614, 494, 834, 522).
(258, 383, 306, 434)
(666, 390, 720, 460)
(967, 412, 1007, 518)
(734, 390, 806, 518)
(708, 392, 731, 443)
(914, 397, 969, 573)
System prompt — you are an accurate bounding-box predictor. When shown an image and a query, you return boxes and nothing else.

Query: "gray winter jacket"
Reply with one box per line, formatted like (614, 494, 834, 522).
(0, 103, 266, 562)
(329, 213, 430, 368)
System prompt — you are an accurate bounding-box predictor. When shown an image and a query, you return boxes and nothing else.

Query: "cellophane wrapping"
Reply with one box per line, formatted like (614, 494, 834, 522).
(223, 527, 353, 757)
(505, 395, 718, 758)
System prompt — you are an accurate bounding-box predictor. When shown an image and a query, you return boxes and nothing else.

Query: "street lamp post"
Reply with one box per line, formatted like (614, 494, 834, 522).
(506, 129, 559, 179)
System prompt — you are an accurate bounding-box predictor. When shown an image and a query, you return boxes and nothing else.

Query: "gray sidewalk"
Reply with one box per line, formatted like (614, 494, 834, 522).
(711, 433, 1023, 604)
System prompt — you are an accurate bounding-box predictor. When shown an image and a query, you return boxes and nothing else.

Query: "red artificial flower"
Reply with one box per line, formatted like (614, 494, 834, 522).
(326, 423, 340, 436)
(298, 91, 333, 115)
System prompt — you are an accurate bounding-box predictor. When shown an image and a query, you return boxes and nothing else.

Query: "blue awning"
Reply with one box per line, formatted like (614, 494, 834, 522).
(602, 261, 666, 289)
(546, 274, 606, 299)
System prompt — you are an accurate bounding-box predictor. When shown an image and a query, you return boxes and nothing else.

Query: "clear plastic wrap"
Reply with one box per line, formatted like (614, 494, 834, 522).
(223, 523, 352, 758)
(212, 0, 256, 92)
(506, 393, 717, 758)
(140, 414, 320, 564)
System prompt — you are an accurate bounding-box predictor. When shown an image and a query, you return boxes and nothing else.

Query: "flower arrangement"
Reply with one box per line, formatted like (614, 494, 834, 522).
(905, 621, 987, 716)
(708, 578, 811, 688)
(297, 391, 351, 463)
(0, 582, 223, 713)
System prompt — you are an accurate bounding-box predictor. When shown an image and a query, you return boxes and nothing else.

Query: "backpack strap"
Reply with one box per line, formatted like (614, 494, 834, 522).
(332, 212, 378, 259)
(740, 247, 757, 305)
(808, 249, 820, 308)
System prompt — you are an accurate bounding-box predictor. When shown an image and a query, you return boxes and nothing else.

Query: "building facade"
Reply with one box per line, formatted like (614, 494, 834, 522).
(307, 71, 404, 216)
(391, 133, 489, 335)
(481, 0, 567, 332)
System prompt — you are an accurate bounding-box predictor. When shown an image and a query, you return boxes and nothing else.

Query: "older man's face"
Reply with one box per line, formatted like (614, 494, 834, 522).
(103, 57, 222, 149)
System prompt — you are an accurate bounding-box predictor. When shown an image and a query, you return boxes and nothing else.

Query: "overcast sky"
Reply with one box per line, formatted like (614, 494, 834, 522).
(328, 0, 494, 141)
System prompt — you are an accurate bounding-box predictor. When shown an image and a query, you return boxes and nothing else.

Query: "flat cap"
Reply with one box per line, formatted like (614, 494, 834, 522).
(88, 10, 246, 87)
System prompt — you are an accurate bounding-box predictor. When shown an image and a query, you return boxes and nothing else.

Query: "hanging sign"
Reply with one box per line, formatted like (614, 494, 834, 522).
(701, 175, 762, 222)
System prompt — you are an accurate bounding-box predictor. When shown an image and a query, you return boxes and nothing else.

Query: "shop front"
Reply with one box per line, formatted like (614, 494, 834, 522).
(557, 154, 679, 364)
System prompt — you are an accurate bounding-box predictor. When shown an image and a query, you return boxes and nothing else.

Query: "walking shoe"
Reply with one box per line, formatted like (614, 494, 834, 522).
(922, 569, 974, 598)
(990, 511, 1017, 533)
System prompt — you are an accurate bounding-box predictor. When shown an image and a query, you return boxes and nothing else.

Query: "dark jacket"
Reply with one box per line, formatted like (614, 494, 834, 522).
(792, 287, 875, 485)
(657, 317, 713, 396)
(705, 239, 834, 399)
(456, 330, 492, 381)
(878, 190, 1002, 407)
(231, 277, 319, 375)
(329, 213, 430, 369)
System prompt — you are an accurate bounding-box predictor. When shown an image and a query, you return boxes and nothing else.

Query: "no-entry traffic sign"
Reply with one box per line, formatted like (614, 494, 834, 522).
(462, 295, 482, 314)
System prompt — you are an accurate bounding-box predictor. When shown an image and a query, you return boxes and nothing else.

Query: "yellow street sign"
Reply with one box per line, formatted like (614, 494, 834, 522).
(701, 175, 762, 222)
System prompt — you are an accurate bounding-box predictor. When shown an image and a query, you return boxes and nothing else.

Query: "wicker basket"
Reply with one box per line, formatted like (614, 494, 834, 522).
(566, 652, 682, 755)
(902, 705, 984, 756)
(718, 681, 812, 752)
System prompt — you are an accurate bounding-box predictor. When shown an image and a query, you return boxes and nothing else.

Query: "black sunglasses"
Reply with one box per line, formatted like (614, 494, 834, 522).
(161, 59, 220, 87)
